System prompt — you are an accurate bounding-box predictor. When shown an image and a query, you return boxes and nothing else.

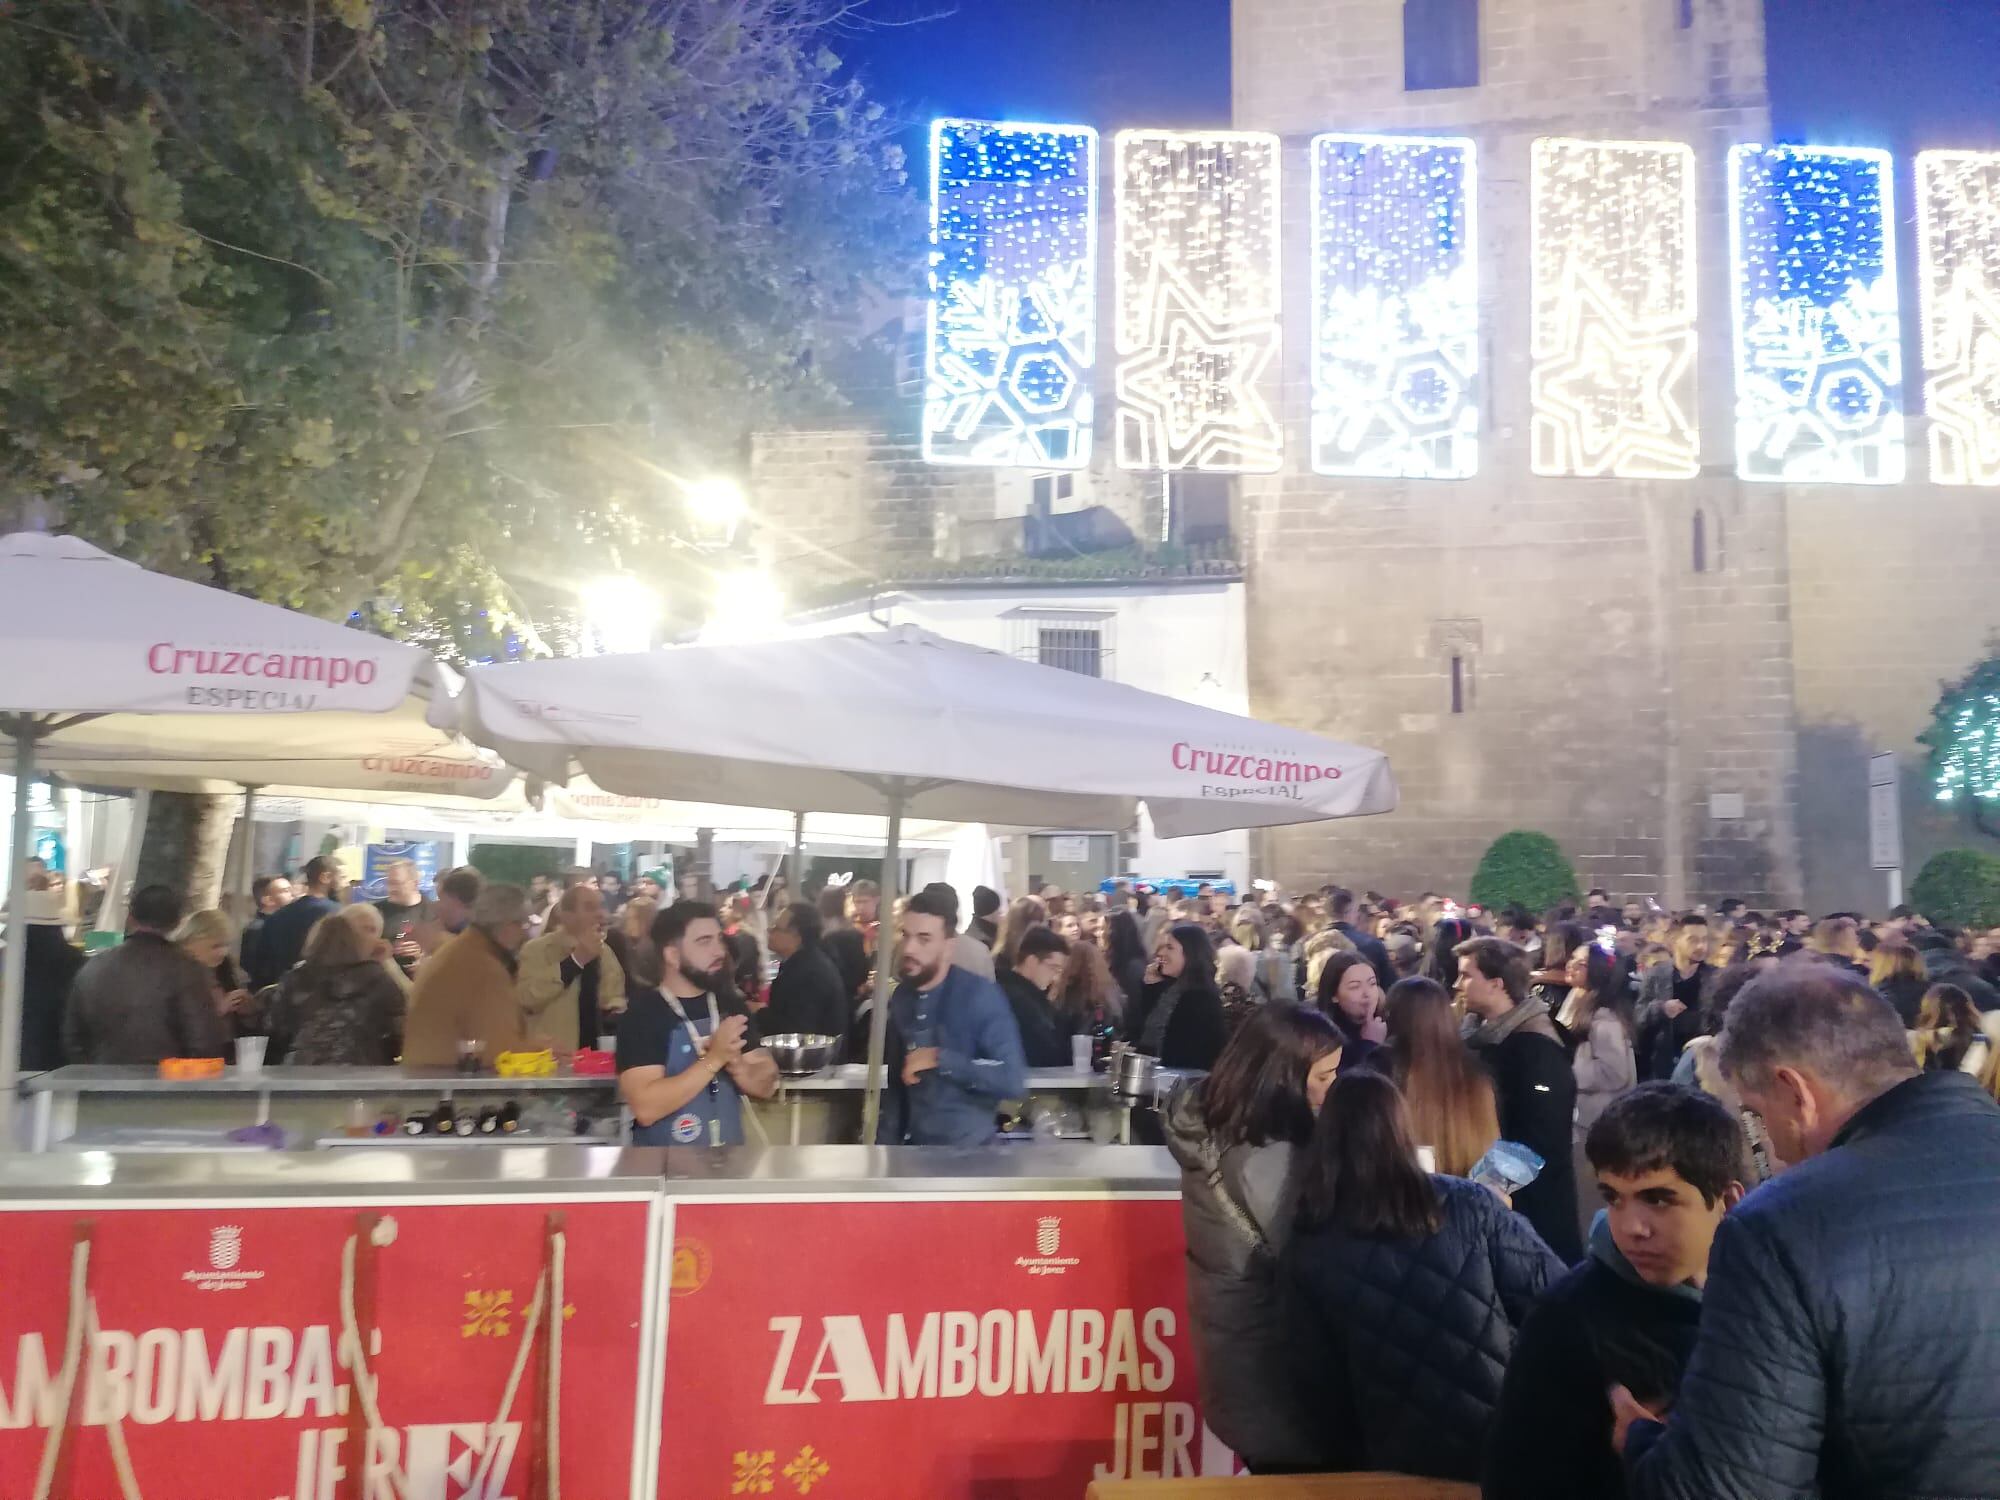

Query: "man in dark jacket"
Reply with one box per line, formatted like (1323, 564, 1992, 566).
(63, 884, 227, 1064)
(253, 854, 343, 981)
(1485, 1084, 1748, 1500)
(1457, 935, 1582, 1261)
(1328, 885, 1396, 992)
(996, 923, 1071, 1069)
(1614, 961, 2000, 1499)
(758, 901, 850, 1042)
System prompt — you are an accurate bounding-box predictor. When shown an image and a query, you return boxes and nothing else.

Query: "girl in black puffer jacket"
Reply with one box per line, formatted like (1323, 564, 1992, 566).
(1280, 1072, 1565, 1481)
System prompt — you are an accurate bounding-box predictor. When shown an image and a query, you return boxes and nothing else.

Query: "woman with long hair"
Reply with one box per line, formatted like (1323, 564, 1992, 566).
(1282, 1072, 1564, 1479)
(1561, 942, 1637, 1237)
(1424, 916, 1478, 990)
(266, 911, 406, 1066)
(1315, 950, 1387, 1070)
(174, 907, 258, 1048)
(1914, 983, 1991, 1076)
(1104, 909, 1150, 1012)
(1870, 944, 1932, 1029)
(1165, 1003, 1343, 1473)
(1380, 976, 1499, 1177)
(995, 895, 1050, 976)
(1127, 922, 1229, 1071)
(1529, 920, 1588, 1010)
(1053, 936, 1121, 1030)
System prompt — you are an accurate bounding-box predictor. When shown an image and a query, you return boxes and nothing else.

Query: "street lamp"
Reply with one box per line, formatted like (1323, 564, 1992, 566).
(583, 575, 663, 655)
(700, 566, 786, 644)
(682, 476, 749, 548)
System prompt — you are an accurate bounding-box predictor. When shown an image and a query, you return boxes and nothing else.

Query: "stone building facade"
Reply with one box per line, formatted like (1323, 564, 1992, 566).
(748, 0, 2000, 911)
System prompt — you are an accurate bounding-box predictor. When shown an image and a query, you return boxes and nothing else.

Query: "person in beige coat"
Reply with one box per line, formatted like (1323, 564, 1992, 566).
(516, 883, 626, 1052)
(401, 884, 534, 1069)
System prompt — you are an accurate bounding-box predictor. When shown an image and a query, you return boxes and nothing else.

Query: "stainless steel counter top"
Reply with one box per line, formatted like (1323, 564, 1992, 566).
(0, 1143, 1179, 1198)
(20, 1064, 620, 1095)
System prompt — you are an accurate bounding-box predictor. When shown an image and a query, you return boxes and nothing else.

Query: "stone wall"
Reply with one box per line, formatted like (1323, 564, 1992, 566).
(1233, 0, 1801, 904)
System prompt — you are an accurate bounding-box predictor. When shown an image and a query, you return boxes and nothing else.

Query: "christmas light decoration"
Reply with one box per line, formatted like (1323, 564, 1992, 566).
(1530, 138, 1700, 479)
(1115, 130, 1283, 472)
(1729, 144, 1905, 484)
(924, 119, 1098, 468)
(1917, 150, 2000, 487)
(1923, 658, 2000, 837)
(1311, 134, 1479, 479)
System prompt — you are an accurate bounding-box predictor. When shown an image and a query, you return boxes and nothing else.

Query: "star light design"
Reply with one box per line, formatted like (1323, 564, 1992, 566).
(1530, 139, 1700, 480)
(923, 119, 1097, 469)
(1918, 150, 2000, 487)
(1532, 266, 1700, 478)
(1313, 134, 1479, 479)
(1115, 130, 1283, 473)
(1730, 144, 1906, 484)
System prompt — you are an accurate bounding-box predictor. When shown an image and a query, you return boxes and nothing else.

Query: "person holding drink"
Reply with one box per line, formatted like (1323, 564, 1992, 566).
(618, 901, 779, 1146)
(373, 858, 432, 976)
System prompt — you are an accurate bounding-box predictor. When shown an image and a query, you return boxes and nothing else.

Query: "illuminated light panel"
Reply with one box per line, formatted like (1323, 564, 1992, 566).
(1115, 130, 1283, 473)
(1312, 133, 1479, 479)
(1917, 150, 2000, 487)
(1729, 144, 1905, 484)
(1529, 139, 1701, 480)
(924, 119, 1098, 469)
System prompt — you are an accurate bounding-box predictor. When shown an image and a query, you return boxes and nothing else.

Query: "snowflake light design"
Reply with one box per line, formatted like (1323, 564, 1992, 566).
(924, 119, 1097, 469)
(1730, 144, 1906, 484)
(1530, 138, 1700, 479)
(1312, 134, 1479, 479)
(1918, 150, 2000, 487)
(1115, 130, 1283, 473)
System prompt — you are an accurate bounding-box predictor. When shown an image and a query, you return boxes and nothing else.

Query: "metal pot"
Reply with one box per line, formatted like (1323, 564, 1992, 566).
(1111, 1049, 1158, 1101)
(761, 1033, 840, 1077)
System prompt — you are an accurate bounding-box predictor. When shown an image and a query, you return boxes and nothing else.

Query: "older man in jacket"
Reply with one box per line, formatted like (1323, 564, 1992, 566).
(516, 882, 624, 1051)
(64, 884, 227, 1064)
(402, 883, 535, 1068)
(1614, 961, 2000, 1499)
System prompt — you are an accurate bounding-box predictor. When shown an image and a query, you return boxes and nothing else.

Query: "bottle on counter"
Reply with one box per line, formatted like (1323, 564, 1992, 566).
(401, 1110, 428, 1137)
(497, 1100, 522, 1134)
(476, 1106, 500, 1135)
(431, 1103, 457, 1136)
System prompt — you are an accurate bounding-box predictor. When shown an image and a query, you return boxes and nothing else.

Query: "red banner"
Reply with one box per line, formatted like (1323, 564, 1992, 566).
(0, 1197, 655, 1500)
(657, 1195, 1208, 1499)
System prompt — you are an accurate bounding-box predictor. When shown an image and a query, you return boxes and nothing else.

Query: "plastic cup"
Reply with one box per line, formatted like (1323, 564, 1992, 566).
(236, 1036, 268, 1078)
(597, 1034, 616, 1054)
(1070, 1034, 1093, 1073)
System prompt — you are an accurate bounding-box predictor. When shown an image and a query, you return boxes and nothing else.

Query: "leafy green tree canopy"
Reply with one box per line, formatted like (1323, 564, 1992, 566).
(1909, 848, 2000, 931)
(1922, 653, 2000, 841)
(0, 0, 915, 652)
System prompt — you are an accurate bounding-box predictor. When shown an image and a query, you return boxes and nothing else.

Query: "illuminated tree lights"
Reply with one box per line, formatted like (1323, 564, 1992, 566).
(1923, 657, 2000, 838)
(1917, 150, 2000, 488)
(1730, 145, 1905, 485)
(1115, 130, 1283, 473)
(924, 119, 1098, 469)
(1530, 139, 1701, 480)
(1312, 134, 1479, 480)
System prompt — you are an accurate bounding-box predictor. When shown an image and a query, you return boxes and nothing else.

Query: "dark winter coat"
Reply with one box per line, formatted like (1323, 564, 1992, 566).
(1466, 1000, 1583, 1262)
(63, 930, 228, 1064)
(1163, 1087, 1322, 1472)
(266, 959, 406, 1066)
(1625, 1071, 2000, 1500)
(757, 943, 850, 1044)
(998, 968, 1072, 1069)
(1281, 1175, 1566, 1481)
(1127, 977, 1229, 1071)
(1484, 1211, 1704, 1500)
(20, 926, 83, 1072)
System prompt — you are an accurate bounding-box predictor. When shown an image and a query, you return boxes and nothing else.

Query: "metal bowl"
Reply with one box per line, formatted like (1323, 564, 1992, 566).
(761, 1033, 841, 1077)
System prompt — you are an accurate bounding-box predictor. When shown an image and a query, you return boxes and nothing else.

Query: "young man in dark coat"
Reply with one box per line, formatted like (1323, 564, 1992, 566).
(1457, 935, 1583, 1261)
(1484, 1083, 1748, 1500)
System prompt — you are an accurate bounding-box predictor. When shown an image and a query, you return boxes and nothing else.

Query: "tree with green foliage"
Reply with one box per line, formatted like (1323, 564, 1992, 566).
(1469, 830, 1580, 914)
(1909, 848, 2000, 931)
(1921, 651, 2000, 841)
(0, 0, 914, 654)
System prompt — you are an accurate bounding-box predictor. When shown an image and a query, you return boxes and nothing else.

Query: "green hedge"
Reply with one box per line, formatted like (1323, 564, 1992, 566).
(1910, 849, 2000, 930)
(1469, 831, 1580, 914)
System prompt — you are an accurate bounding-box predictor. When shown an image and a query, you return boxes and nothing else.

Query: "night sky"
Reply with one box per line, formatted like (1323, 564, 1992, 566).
(837, 0, 2000, 155)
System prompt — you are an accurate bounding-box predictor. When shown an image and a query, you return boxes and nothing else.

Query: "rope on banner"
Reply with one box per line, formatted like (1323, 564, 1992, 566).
(31, 1222, 91, 1500)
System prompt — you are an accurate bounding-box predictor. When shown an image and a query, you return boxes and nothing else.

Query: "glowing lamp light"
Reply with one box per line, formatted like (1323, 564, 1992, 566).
(1916, 150, 2000, 487)
(1729, 144, 1905, 485)
(1114, 129, 1283, 473)
(1312, 133, 1479, 479)
(924, 119, 1098, 470)
(582, 576, 663, 656)
(682, 476, 749, 547)
(1529, 138, 1700, 480)
(700, 567, 787, 645)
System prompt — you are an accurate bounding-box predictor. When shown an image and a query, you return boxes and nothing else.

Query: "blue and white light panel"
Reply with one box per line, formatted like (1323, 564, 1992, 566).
(1311, 134, 1479, 479)
(1917, 150, 2000, 487)
(924, 119, 1098, 469)
(1730, 144, 1905, 484)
